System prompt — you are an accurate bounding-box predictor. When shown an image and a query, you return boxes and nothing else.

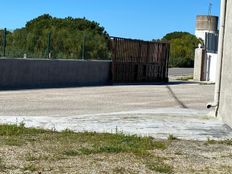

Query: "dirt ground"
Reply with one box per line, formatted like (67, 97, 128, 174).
(1, 140, 232, 174)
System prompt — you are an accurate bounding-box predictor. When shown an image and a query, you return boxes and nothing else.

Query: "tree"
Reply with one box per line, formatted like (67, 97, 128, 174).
(3, 14, 111, 59)
(161, 32, 202, 67)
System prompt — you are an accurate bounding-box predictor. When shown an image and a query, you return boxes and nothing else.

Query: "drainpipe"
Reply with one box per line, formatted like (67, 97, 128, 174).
(207, 0, 227, 117)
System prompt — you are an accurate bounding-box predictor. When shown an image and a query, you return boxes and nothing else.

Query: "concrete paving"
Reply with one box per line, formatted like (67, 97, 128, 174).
(169, 68, 193, 76)
(169, 68, 194, 80)
(0, 83, 231, 140)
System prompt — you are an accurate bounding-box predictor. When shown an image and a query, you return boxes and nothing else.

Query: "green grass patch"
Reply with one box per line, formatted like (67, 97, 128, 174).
(146, 159, 173, 174)
(63, 149, 81, 156)
(59, 130, 166, 156)
(4, 137, 24, 146)
(0, 124, 166, 156)
(0, 124, 171, 172)
(61, 133, 166, 156)
(206, 138, 232, 146)
(0, 124, 48, 136)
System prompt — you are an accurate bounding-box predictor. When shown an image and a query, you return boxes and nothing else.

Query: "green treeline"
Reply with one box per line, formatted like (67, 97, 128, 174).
(0, 14, 202, 67)
(162, 32, 202, 67)
(0, 14, 111, 59)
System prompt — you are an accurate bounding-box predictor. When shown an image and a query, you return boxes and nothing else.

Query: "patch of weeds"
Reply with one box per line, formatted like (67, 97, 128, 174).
(63, 146, 126, 156)
(206, 138, 232, 146)
(1, 124, 167, 163)
(62, 129, 75, 134)
(60, 133, 166, 156)
(0, 124, 48, 136)
(146, 160, 173, 174)
(78, 147, 95, 155)
(51, 154, 67, 161)
(63, 149, 80, 156)
(4, 137, 24, 146)
(19, 121, 25, 128)
(152, 140, 167, 150)
(113, 167, 127, 174)
(168, 134, 179, 141)
(85, 145, 127, 155)
(25, 153, 48, 161)
(219, 139, 232, 146)
(22, 163, 38, 172)
(206, 138, 217, 145)
(97, 145, 126, 154)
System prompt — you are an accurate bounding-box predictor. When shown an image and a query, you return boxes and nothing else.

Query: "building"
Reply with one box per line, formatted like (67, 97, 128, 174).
(195, 15, 219, 43)
(194, 15, 219, 82)
(208, 0, 232, 128)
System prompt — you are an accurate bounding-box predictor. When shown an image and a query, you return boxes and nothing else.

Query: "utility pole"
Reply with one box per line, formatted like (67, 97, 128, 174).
(2, 28, 7, 57)
(208, 1, 213, 32)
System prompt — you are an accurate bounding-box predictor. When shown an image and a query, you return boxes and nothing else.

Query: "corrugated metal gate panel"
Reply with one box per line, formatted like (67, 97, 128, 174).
(111, 37, 170, 83)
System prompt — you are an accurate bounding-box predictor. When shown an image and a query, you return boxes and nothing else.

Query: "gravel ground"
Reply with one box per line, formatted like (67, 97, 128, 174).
(1, 136, 232, 174)
(154, 140, 232, 174)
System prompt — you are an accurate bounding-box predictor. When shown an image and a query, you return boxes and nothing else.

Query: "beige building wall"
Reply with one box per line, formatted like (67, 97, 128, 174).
(218, 0, 232, 127)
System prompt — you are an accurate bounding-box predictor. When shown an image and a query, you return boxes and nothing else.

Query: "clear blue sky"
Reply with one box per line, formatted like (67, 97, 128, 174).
(0, 0, 220, 40)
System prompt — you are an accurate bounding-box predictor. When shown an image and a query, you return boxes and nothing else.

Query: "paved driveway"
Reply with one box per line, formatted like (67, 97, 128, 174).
(0, 83, 231, 140)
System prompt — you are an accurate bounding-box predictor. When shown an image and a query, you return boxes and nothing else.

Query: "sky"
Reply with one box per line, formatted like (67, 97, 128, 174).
(0, 0, 220, 40)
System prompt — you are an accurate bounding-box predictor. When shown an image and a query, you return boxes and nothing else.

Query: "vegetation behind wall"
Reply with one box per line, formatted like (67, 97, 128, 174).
(161, 32, 202, 67)
(0, 14, 111, 59)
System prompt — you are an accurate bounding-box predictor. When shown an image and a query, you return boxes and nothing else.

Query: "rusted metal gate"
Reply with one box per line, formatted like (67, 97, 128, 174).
(111, 37, 170, 83)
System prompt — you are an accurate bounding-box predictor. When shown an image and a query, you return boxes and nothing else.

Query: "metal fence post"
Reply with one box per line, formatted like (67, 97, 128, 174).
(47, 31, 51, 58)
(2, 28, 7, 57)
(82, 32, 86, 60)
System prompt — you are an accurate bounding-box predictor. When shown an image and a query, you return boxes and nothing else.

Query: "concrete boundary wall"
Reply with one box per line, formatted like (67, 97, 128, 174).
(0, 58, 112, 89)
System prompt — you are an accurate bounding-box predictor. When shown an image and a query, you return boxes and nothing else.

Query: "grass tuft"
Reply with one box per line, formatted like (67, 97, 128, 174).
(168, 134, 179, 141)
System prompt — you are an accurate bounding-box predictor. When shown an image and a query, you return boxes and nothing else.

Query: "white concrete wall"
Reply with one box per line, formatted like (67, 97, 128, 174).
(206, 53, 217, 82)
(195, 30, 218, 43)
(193, 49, 217, 82)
